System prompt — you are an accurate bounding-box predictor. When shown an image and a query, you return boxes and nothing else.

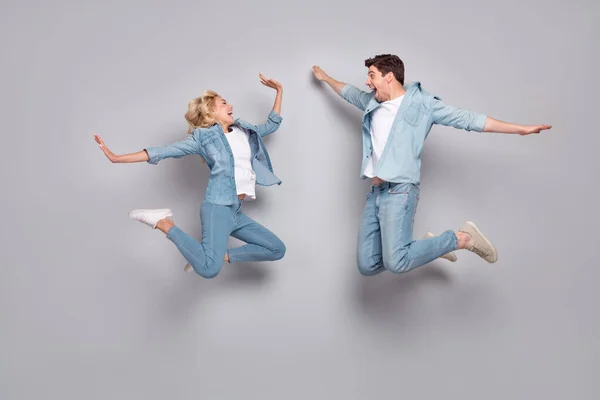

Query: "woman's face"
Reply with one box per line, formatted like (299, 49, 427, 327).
(213, 96, 234, 126)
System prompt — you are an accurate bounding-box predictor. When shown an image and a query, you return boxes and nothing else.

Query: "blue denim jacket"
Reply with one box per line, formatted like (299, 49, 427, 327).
(340, 82, 487, 185)
(145, 110, 283, 205)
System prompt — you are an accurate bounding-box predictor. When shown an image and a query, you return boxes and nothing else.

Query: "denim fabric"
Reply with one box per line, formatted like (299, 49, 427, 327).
(166, 199, 285, 279)
(340, 82, 487, 185)
(357, 182, 458, 275)
(145, 110, 283, 205)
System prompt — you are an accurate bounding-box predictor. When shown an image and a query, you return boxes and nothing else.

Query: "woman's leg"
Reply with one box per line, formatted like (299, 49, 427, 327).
(226, 212, 286, 263)
(129, 203, 234, 278)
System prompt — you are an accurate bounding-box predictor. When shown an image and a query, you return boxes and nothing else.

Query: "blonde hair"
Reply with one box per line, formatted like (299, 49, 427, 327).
(184, 90, 220, 133)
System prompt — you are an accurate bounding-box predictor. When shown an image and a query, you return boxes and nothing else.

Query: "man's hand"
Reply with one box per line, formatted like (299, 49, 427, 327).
(312, 65, 329, 81)
(518, 124, 552, 135)
(312, 65, 346, 95)
(483, 117, 553, 135)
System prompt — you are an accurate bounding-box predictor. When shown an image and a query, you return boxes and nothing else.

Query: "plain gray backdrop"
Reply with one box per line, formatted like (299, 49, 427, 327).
(2, 0, 599, 398)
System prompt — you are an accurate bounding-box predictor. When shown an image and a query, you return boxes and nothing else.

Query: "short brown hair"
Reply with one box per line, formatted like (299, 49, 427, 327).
(365, 54, 405, 85)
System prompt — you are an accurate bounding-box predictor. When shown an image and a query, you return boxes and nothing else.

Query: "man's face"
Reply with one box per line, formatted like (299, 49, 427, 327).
(365, 65, 389, 102)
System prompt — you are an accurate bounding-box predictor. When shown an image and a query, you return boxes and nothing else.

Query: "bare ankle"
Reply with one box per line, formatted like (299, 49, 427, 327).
(456, 231, 472, 249)
(156, 218, 174, 234)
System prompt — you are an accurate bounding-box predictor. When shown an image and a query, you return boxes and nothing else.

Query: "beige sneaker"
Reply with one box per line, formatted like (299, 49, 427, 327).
(423, 232, 458, 262)
(459, 221, 498, 263)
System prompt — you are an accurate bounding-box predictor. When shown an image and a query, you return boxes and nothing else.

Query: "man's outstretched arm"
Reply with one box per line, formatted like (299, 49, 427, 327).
(482, 117, 552, 135)
(312, 65, 346, 94)
(312, 65, 372, 111)
(430, 97, 551, 136)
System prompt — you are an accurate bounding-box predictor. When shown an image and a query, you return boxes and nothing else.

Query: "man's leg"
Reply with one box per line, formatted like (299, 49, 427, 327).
(357, 190, 386, 276)
(380, 183, 458, 274)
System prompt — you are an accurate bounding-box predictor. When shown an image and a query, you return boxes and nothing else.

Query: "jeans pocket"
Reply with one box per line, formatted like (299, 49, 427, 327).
(388, 182, 412, 195)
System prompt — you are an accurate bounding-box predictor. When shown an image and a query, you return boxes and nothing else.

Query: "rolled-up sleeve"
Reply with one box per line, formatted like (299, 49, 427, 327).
(145, 134, 200, 165)
(340, 84, 373, 111)
(252, 109, 283, 138)
(430, 97, 487, 132)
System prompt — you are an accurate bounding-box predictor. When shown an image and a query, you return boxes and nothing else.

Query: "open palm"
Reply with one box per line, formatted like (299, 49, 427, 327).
(520, 124, 552, 135)
(94, 134, 117, 162)
(312, 65, 328, 81)
(259, 73, 282, 91)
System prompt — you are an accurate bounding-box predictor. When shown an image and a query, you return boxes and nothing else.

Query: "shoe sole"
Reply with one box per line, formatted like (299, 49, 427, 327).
(465, 221, 498, 263)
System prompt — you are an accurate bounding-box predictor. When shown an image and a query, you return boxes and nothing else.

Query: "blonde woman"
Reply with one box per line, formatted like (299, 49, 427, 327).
(94, 74, 286, 278)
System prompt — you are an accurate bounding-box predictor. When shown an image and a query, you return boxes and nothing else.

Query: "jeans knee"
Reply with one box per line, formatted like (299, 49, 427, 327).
(271, 239, 286, 260)
(384, 249, 412, 274)
(357, 264, 373, 276)
(357, 252, 380, 276)
(191, 259, 222, 279)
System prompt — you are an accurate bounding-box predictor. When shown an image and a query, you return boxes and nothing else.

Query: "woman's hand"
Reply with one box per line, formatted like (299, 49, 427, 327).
(94, 134, 151, 163)
(259, 73, 282, 92)
(94, 134, 118, 163)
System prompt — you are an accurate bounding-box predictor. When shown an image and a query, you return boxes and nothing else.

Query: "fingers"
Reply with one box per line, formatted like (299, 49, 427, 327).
(259, 73, 281, 89)
(259, 73, 272, 85)
(94, 134, 105, 147)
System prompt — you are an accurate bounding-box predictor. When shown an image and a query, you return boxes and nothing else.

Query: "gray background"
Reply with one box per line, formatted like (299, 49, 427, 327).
(2, 0, 599, 398)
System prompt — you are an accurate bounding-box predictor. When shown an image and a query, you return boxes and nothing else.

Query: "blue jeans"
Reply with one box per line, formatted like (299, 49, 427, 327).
(357, 182, 458, 276)
(165, 199, 286, 278)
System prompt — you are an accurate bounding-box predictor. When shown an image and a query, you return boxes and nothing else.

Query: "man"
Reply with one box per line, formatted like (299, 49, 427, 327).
(312, 54, 551, 276)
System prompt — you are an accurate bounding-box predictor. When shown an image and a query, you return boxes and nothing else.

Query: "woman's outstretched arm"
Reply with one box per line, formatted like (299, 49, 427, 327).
(94, 134, 149, 163)
(94, 133, 201, 164)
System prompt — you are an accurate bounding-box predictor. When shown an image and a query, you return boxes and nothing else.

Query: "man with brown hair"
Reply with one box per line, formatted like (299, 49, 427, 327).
(312, 54, 551, 276)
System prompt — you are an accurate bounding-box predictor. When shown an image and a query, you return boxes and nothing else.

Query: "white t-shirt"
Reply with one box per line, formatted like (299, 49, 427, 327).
(226, 126, 256, 200)
(364, 95, 405, 178)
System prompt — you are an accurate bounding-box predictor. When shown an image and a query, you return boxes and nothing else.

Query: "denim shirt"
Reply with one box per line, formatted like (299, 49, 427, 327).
(145, 110, 283, 205)
(340, 82, 487, 185)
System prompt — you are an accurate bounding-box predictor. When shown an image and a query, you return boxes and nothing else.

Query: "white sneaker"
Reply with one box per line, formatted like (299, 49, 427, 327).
(459, 221, 498, 263)
(423, 232, 458, 262)
(128, 209, 173, 229)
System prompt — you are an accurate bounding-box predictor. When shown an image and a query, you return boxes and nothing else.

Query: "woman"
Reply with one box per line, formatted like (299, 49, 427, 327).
(94, 73, 286, 278)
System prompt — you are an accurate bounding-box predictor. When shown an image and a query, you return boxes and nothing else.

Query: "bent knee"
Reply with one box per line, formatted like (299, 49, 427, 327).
(271, 240, 286, 260)
(357, 254, 381, 276)
(191, 260, 223, 279)
(383, 249, 412, 274)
